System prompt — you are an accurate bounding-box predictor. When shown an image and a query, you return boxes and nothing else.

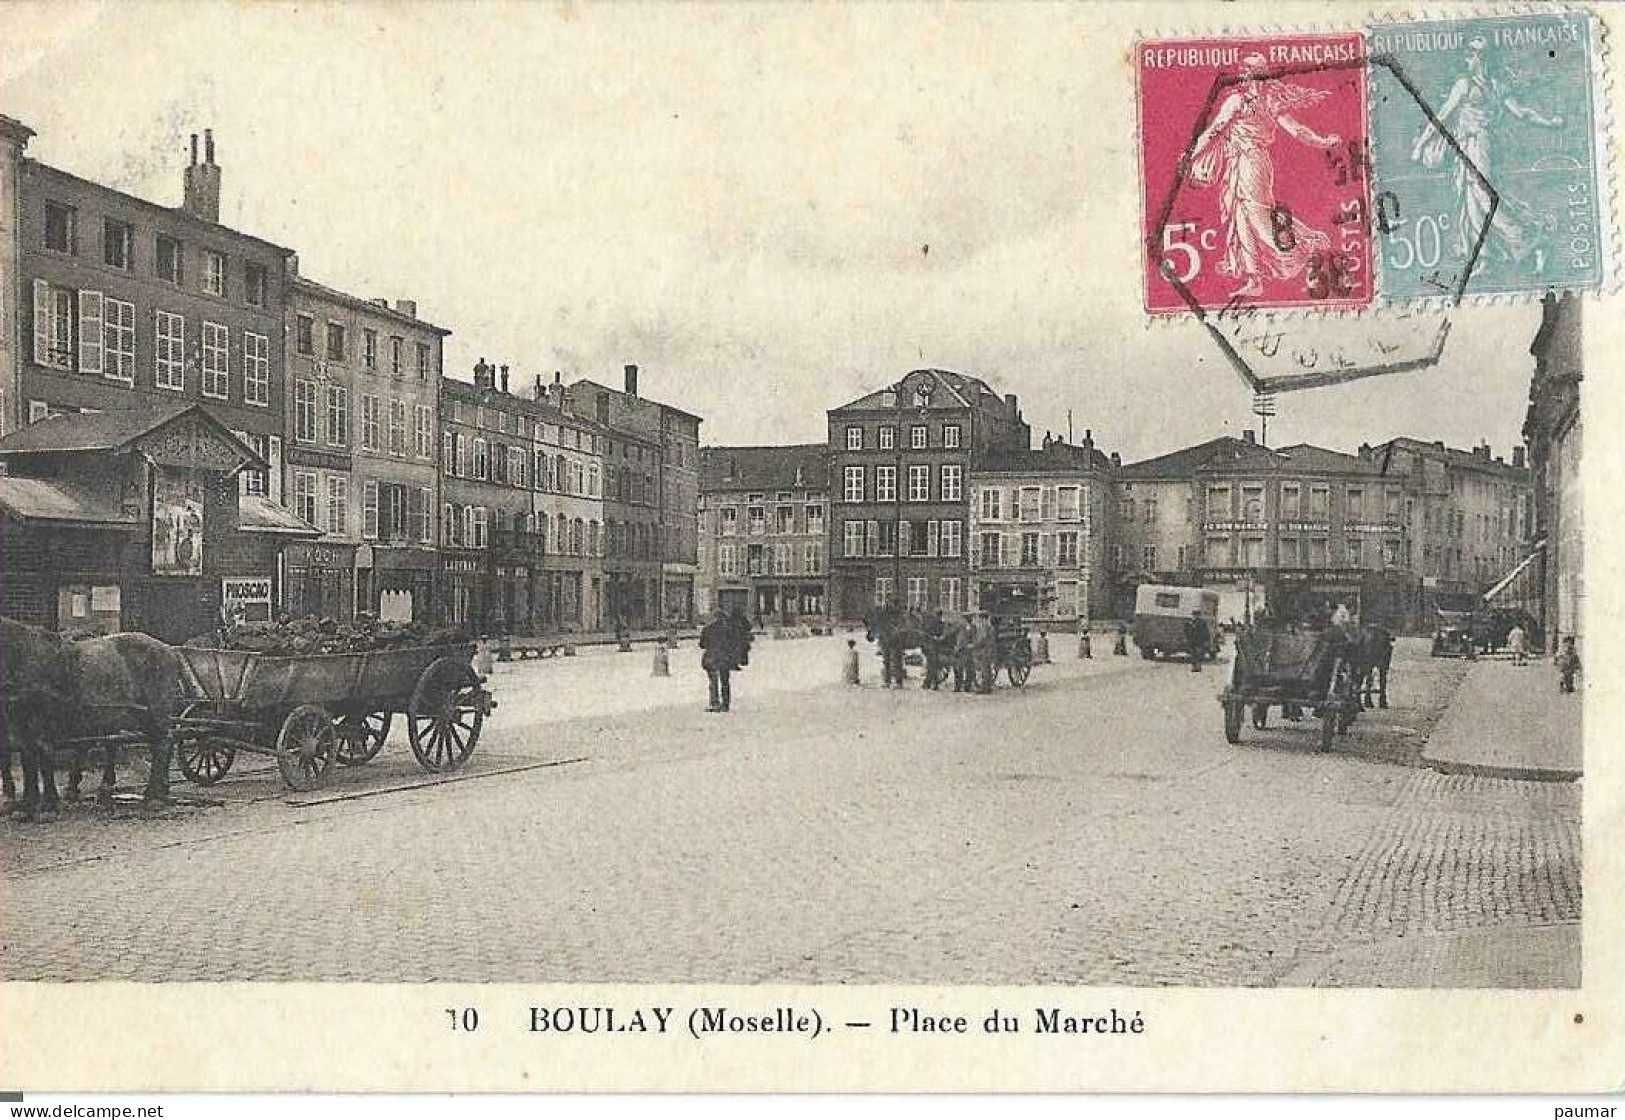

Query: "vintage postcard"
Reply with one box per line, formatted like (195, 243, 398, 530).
(0, 0, 1620, 1099)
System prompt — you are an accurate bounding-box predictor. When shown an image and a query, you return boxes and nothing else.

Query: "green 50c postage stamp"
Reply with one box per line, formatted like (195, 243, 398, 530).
(1369, 12, 1606, 300)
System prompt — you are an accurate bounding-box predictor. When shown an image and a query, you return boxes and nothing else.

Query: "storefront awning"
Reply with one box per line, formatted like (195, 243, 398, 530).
(237, 494, 322, 537)
(1482, 541, 1545, 604)
(0, 475, 140, 528)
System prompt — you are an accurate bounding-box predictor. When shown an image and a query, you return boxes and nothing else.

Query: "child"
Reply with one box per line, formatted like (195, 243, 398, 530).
(1078, 628, 1093, 660)
(1113, 624, 1129, 657)
(1556, 637, 1581, 694)
(842, 638, 861, 685)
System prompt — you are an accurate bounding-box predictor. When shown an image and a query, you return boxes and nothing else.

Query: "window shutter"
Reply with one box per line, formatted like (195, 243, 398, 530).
(233, 429, 251, 497)
(1041, 486, 1056, 521)
(32, 279, 50, 365)
(77, 291, 103, 374)
(266, 437, 284, 504)
(927, 520, 938, 557)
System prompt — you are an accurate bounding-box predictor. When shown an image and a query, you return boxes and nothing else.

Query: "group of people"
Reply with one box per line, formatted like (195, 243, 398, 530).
(697, 608, 756, 713)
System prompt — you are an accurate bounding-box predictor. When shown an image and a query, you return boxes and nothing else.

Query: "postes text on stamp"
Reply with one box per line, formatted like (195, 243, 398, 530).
(1138, 33, 1375, 315)
(1369, 12, 1604, 300)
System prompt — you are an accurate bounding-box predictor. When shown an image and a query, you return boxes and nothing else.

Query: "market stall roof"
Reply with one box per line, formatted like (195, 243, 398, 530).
(239, 494, 322, 537)
(0, 475, 141, 527)
(1482, 540, 1545, 604)
(0, 401, 266, 471)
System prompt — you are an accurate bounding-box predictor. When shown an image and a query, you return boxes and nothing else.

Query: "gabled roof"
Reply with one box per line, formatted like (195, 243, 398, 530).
(701, 444, 828, 492)
(1118, 436, 1283, 479)
(976, 441, 1115, 476)
(1273, 443, 1382, 477)
(830, 368, 1002, 413)
(1367, 436, 1529, 479)
(0, 401, 265, 470)
(0, 476, 140, 527)
(292, 276, 451, 336)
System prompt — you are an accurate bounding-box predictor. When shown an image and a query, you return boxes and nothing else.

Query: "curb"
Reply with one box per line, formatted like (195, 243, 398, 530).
(1419, 756, 1582, 784)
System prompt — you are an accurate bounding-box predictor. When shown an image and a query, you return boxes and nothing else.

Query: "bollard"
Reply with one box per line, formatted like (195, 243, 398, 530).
(651, 640, 670, 677)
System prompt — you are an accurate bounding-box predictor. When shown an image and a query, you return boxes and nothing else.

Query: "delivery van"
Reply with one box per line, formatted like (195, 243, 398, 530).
(1132, 584, 1222, 660)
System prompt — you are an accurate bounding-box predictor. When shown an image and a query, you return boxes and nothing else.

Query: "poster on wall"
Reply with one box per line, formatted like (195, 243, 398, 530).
(151, 474, 204, 576)
(221, 577, 273, 624)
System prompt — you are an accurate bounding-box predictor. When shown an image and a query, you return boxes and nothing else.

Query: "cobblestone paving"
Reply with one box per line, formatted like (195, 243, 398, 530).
(0, 638, 1580, 987)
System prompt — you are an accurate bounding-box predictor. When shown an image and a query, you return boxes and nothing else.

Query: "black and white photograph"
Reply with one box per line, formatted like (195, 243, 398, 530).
(0, 0, 1618, 1099)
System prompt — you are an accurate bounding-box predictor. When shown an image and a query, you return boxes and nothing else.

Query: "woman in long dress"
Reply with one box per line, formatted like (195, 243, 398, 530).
(1188, 53, 1344, 299)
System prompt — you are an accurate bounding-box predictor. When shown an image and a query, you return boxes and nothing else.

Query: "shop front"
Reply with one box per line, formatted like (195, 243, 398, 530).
(282, 540, 356, 621)
(363, 543, 438, 623)
(441, 554, 485, 631)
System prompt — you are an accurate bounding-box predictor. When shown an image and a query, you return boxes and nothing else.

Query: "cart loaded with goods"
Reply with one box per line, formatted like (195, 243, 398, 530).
(1219, 627, 1359, 751)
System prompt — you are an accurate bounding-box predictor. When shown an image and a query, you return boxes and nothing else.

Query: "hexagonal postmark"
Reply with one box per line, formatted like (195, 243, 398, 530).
(1369, 12, 1606, 301)
(1138, 33, 1375, 315)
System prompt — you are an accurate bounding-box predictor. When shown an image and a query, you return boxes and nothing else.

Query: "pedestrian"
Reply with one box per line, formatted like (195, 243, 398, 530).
(842, 638, 861, 686)
(1184, 609, 1209, 673)
(651, 635, 670, 677)
(922, 609, 946, 689)
(728, 606, 754, 671)
(1078, 628, 1093, 660)
(1033, 629, 1051, 665)
(1507, 622, 1529, 666)
(1556, 636, 1581, 694)
(699, 611, 735, 712)
(1113, 623, 1129, 657)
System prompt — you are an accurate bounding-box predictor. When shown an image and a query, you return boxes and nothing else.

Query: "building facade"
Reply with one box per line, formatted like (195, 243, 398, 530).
(827, 368, 1030, 620)
(564, 365, 702, 628)
(1523, 291, 1583, 648)
(697, 444, 828, 623)
(285, 276, 447, 622)
(969, 434, 1114, 622)
(0, 115, 34, 438)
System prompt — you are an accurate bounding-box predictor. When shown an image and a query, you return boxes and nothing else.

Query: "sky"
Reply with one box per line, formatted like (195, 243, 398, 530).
(0, 1, 1547, 463)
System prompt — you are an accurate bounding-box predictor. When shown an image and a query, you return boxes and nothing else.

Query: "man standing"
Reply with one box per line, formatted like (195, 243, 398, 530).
(1507, 621, 1529, 666)
(699, 612, 735, 713)
(1185, 609, 1210, 674)
(922, 609, 947, 690)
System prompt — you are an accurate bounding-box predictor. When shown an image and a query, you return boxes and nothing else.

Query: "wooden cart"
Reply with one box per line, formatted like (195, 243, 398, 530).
(1218, 629, 1357, 752)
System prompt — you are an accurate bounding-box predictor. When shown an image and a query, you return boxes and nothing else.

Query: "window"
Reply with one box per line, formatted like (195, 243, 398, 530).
(772, 544, 793, 576)
(1056, 581, 1079, 618)
(473, 437, 489, 479)
(1382, 539, 1400, 569)
(390, 336, 403, 377)
(1347, 539, 1364, 567)
(416, 342, 431, 380)
(906, 577, 928, 609)
(389, 400, 407, 456)
(804, 542, 821, 574)
(1018, 487, 1040, 522)
(1280, 483, 1301, 518)
(294, 379, 318, 441)
(845, 426, 862, 451)
(720, 507, 738, 535)
(940, 577, 962, 613)
(1240, 537, 1264, 567)
(1058, 486, 1080, 521)
(296, 314, 314, 355)
(1206, 485, 1230, 519)
(844, 465, 865, 502)
(155, 310, 186, 390)
(1385, 487, 1403, 521)
(979, 532, 1002, 568)
(156, 234, 182, 283)
(1058, 531, 1080, 567)
(103, 219, 131, 269)
(875, 465, 896, 503)
(874, 577, 894, 607)
(980, 488, 1002, 521)
(1307, 537, 1329, 568)
(293, 471, 318, 525)
(747, 505, 765, 535)
(1280, 538, 1300, 567)
(360, 395, 381, 451)
(940, 464, 962, 502)
(1240, 484, 1264, 522)
(414, 405, 433, 458)
(325, 322, 346, 362)
(1205, 536, 1231, 566)
(198, 321, 229, 399)
(44, 202, 76, 253)
(471, 506, 489, 549)
(775, 506, 795, 534)
(939, 518, 962, 558)
(203, 250, 226, 297)
(1120, 497, 1135, 521)
(508, 446, 525, 488)
(908, 465, 930, 502)
(1021, 532, 1040, 567)
(806, 504, 824, 535)
(243, 331, 269, 405)
(943, 424, 961, 449)
(878, 425, 895, 450)
(363, 482, 379, 539)
(325, 476, 348, 536)
(910, 425, 927, 450)
(843, 520, 866, 558)
(28, 400, 50, 424)
(362, 329, 378, 371)
(1345, 487, 1365, 522)
(325, 385, 348, 446)
(103, 298, 135, 382)
(245, 262, 267, 308)
(1309, 485, 1330, 517)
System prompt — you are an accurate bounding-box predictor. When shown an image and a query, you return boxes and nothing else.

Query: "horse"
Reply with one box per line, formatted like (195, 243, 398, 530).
(953, 615, 998, 694)
(0, 619, 185, 817)
(1, 618, 76, 819)
(1348, 624, 1394, 710)
(864, 605, 929, 688)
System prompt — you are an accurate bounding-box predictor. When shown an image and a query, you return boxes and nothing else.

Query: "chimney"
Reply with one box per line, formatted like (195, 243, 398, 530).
(499, 365, 510, 394)
(1242, 429, 1256, 445)
(370, 298, 390, 308)
(533, 373, 544, 401)
(794, 465, 805, 487)
(1512, 446, 1526, 469)
(1433, 440, 1446, 451)
(1004, 392, 1019, 417)
(181, 128, 222, 223)
(624, 363, 640, 397)
(1475, 440, 1491, 460)
(551, 371, 564, 408)
(1358, 442, 1371, 458)
(1081, 428, 1094, 453)
(394, 300, 417, 319)
(1110, 451, 1122, 468)
(473, 358, 492, 390)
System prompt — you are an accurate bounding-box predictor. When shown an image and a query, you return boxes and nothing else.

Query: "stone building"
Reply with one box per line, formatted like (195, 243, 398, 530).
(697, 444, 828, 623)
(827, 368, 1029, 620)
(285, 276, 448, 621)
(1523, 291, 1583, 648)
(969, 433, 1115, 623)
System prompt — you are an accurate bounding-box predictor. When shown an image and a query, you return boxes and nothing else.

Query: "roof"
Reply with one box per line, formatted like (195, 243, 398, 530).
(1118, 436, 1283, 479)
(830, 368, 1005, 413)
(439, 375, 620, 439)
(291, 276, 451, 336)
(976, 441, 1115, 476)
(567, 378, 704, 423)
(1273, 443, 1382, 477)
(238, 494, 322, 536)
(701, 445, 829, 492)
(0, 402, 266, 470)
(0, 476, 139, 527)
(1368, 437, 1530, 479)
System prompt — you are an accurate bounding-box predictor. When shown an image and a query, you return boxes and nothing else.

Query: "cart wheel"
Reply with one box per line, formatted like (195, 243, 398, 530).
(1007, 662, 1031, 687)
(408, 657, 484, 773)
(174, 704, 236, 786)
(275, 704, 337, 792)
(1223, 696, 1244, 744)
(335, 710, 392, 766)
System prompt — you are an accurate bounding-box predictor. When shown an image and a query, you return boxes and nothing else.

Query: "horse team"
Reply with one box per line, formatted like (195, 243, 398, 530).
(864, 606, 1002, 693)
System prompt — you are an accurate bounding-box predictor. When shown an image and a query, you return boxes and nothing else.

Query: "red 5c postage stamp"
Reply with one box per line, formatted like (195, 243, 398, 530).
(1138, 33, 1375, 315)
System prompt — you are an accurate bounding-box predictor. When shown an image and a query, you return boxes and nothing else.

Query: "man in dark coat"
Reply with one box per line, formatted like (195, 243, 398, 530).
(699, 612, 736, 712)
(728, 607, 754, 671)
(1184, 610, 1210, 673)
(922, 609, 947, 690)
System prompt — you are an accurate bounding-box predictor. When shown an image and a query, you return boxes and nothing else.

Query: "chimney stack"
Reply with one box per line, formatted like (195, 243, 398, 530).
(473, 358, 493, 390)
(533, 373, 544, 402)
(181, 128, 222, 223)
(393, 299, 417, 319)
(1242, 429, 1256, 445)
(1004, 392, 1019, 418)
(1512, 446, 1526, 469)
(1081, 428, 1094, 452)
(1110, 451, 1122, 468)
(499, 364, 510, 394)
(624, 363, 639, 397)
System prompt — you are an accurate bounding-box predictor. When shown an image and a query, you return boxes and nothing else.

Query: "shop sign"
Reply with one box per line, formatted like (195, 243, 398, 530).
(1279, 521, 1330, 532)
(222, 576, 274, 623)
(285, 542, 352, 568)
(1204, 521, 1267, 532)
(444, 559, 482, 574)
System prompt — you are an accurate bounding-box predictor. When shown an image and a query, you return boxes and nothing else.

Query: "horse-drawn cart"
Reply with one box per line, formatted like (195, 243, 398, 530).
(173, 643, 495, 792)
(1218, 628, 1358, 751)
(992, 615, 1032, 687)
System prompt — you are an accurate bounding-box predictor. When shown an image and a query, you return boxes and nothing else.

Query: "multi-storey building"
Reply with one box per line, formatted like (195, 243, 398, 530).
(969, 433, 1114, 622)
(1522, 291, 1583, 648)
(697, 445, 829, 623)
(0, 115, 33, 437)
(284, 276, 448, 621)
(827, 368, 1029, 619)
(11, 130, 293, 501)
(440, 363, 606, 634)
(1113, 433, 1411, 624)
(564, 365, 702, 627)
